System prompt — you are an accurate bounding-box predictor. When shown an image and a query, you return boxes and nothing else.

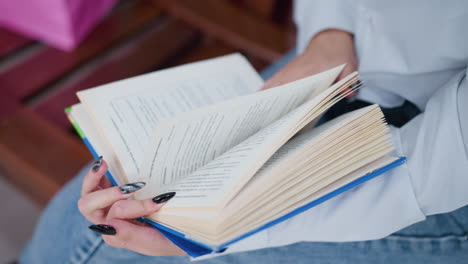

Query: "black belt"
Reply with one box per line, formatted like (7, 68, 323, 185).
(324, 99, 421, 128)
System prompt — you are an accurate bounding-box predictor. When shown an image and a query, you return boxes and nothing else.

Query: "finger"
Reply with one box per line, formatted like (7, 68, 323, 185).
(337, 61, 357, 80)
(78, 182, 146, 216)
(107, 192, 175, 220)
(81, 156, 108, 196)
(101, 219, 186, 256)
(97, 175, 113, 190)
(107, 199, 160, 220)
(341, 86, 357, 98)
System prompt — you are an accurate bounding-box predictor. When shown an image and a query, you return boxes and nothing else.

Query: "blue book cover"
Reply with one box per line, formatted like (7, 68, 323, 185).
(66, 107, 406, 258)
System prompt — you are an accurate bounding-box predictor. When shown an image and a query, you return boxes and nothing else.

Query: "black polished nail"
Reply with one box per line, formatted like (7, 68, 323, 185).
(89, 224, 116, 235)
(120, 182, 146, 194)
(152, 192, 176, 204)
(92, 156, 103, 172)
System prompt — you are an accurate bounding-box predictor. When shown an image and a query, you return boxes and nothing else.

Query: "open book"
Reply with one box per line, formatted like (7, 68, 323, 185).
(66, 54, 405, 257)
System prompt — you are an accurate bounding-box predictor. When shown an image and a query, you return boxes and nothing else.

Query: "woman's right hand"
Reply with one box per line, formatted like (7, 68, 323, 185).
(77, 157, 186, 256)
(262, 29, 358, 93)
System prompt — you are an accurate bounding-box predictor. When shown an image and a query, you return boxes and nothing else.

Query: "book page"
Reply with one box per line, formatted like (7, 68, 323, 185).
(149, 101, 321, 208)
(153, 88, 362, 210)
(145, 106, 396, 243)
(136, 65, 344, 200)
(218, 106, 387, 216)
(77, 54, 262, 182)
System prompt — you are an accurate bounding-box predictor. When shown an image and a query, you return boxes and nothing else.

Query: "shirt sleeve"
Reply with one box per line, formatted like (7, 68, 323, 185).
(294, 0, 357, 54)
(193, 68, 468, 260)
(399, 68, 468, 215)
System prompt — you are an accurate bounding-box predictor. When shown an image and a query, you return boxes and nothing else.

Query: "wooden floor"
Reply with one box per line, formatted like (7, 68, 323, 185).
(0, 0, 294, 207)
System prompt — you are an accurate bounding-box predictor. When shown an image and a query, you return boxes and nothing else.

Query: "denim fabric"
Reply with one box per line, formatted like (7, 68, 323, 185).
(20, 167, 468, 263)
(20, 51, 468, 263)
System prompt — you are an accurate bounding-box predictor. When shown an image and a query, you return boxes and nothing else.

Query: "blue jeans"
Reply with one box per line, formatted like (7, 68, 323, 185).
(21, 51, 468, 263)
(20, 166, 468, 263)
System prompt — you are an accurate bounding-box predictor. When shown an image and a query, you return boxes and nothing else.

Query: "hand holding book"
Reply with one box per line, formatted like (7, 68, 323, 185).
(67, 54, 405, 257)
(262, 29, 357, 95)
(78, 157, 186, 256)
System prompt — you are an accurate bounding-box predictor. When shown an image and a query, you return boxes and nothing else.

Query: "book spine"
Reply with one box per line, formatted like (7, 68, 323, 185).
(65, 108, 119, 187)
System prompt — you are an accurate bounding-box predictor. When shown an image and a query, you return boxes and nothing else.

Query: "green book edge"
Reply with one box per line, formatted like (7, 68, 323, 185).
(64, 106, 85, 139)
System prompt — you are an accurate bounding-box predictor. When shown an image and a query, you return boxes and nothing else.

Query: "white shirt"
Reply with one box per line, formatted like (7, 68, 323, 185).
(198, 0, 468, 258)
(295, 0, 468, 109)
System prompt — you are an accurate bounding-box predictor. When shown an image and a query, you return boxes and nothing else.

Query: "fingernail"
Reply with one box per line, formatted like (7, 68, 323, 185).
(92, 156, 103, 172)
(152, 192, 176, 204)
(89, 224, 116, 235)
(120, 182, 146, 194)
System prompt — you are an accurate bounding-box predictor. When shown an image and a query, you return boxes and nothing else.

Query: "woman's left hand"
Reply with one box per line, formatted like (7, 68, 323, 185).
(77, 157, 187, 256)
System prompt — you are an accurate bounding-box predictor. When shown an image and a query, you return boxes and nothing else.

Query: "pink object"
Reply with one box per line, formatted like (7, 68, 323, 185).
(0, 0, 117, 51)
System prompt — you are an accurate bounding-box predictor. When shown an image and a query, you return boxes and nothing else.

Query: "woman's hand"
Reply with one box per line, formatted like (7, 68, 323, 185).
(262, 29, 358, 92)
(77, 157, 186, 256)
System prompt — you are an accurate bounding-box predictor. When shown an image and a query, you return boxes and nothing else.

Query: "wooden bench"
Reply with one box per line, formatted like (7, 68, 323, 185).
(0, 0, 293, 207)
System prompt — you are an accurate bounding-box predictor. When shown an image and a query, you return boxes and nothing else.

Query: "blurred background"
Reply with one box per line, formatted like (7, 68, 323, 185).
(0, 0, 295, 262)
